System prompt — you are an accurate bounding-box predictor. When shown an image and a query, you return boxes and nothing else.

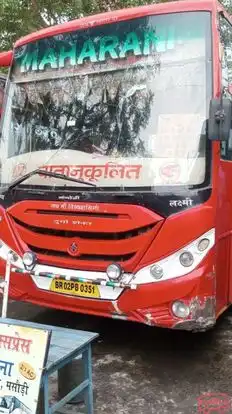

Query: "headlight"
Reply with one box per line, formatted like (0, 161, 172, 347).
(0, 239, 23, 268)
(172, 301, 190, 318)
(23, 252, 37, 269)
(133, 228, 215, 284)
(198, 238, 210, 252)
(106, 263, 123, 280)
(150, 264, 163, 280)
(8, 250, 19, 263)
(179, 251, 194, 267)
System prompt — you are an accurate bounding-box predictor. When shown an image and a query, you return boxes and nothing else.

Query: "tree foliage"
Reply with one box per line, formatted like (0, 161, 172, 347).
(1, 0, 230, 52)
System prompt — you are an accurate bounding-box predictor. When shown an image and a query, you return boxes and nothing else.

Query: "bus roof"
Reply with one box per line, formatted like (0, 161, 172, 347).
(15, 0, 229, 48)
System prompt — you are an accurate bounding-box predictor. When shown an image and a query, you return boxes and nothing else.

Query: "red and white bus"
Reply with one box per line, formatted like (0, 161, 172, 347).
(0, 0, 232, 331)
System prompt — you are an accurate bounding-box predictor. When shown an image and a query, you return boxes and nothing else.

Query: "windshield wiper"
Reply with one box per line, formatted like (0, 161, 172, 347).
(5, 168, 97, 192)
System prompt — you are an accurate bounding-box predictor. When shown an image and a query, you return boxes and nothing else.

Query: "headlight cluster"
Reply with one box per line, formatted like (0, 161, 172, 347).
(0, 240, 37, 270)
(133, 228, 215, 285)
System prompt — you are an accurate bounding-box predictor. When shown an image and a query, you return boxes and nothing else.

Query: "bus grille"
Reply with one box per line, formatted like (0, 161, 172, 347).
(7, 200, 164, 271)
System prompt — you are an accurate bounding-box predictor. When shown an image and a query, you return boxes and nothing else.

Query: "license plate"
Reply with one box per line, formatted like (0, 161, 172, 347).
(50, 279, 100, 298)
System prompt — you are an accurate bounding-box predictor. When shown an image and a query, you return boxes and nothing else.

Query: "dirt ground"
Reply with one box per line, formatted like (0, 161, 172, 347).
(4, 299, 232, 413)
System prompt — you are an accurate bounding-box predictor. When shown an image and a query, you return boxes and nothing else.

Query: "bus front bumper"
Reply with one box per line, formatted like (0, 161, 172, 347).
(0, 256, 216, 332)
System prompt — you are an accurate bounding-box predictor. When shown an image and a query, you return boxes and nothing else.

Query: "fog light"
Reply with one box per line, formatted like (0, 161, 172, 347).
(198, 238, 210, 252)
(150, 264, 163, 280)
(106, 263, 122, 280)
(179, 251, 194, 267)
(172, 301, 190, 318)
(8, 250, 19, 263)
(23, 252, 36, 268)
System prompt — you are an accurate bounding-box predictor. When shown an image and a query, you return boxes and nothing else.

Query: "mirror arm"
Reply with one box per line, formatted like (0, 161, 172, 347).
(215, 105, 225, 141)
(227, 129, 232, 151)
(208, 98, 232, 141)
(215, 108, 225, 123)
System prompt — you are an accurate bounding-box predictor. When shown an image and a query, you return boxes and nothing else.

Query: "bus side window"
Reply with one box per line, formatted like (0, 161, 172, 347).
(219, 15, 232, 160)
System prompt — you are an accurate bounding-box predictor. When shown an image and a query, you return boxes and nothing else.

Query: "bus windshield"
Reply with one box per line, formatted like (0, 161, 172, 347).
(0, 11, 212, 191)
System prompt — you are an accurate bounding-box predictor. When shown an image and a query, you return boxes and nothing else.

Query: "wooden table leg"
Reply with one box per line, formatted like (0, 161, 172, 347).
(83, 346, 94, 414)
(43, 372, 50, 414)
(58, 356, 84, 404)
(36, 386, 45, 414)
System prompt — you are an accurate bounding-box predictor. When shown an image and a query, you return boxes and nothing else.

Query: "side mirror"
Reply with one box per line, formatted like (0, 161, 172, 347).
(208, 98, 232, 141)
(0, 50, 13, 68)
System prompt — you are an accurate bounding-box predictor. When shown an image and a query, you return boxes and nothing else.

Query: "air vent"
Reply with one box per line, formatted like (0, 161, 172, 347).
(27, 245, 135, 262)
(13, 217, 155, 240)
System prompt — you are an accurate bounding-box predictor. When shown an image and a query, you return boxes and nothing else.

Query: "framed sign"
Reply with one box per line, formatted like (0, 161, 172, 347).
(0, 323, 50, 413)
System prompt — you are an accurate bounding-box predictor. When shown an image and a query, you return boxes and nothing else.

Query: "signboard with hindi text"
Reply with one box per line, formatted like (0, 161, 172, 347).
(0, 323, 50, 413)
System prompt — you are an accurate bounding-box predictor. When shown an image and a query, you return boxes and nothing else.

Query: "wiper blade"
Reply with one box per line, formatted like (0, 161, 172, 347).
(6, 168, 97, 192)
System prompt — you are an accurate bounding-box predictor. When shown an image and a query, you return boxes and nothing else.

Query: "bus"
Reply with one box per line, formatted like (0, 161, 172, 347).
(0, 0, 232, 332)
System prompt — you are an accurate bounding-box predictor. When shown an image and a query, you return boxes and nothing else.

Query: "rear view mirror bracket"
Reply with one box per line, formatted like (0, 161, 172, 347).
(227, 129, 232, 151)
(208, 98, 232, 142)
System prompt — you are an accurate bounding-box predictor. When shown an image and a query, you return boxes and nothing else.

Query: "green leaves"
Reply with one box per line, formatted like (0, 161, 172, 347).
(0, 0, 83, 51)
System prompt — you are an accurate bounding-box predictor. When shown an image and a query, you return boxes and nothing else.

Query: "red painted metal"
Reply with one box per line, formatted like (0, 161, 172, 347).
(0, 0, 231, 330)
(7, 201, 164, 272)
(0, 249, 215, 329)
(0, 51, 12, 67)
(8, 201, 163, 233)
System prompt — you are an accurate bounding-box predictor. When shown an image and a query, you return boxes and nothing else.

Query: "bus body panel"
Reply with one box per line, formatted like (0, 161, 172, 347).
(0, 248, 215, 330)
